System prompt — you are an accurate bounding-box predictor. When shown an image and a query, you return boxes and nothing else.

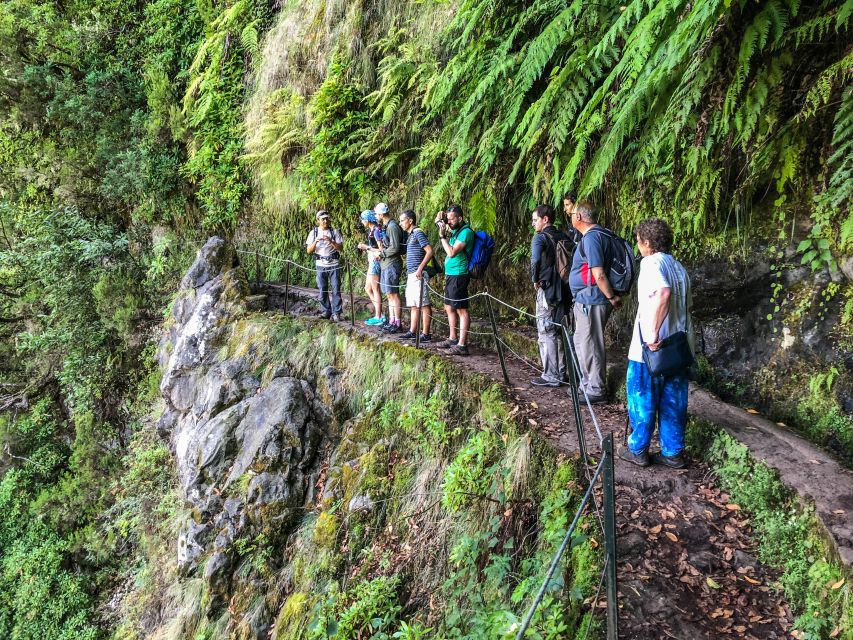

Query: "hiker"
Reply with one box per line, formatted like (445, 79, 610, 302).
(619, 218, 694, 469)
(562, 193, 582, 245)
(434, 204, 473, 356)
(568, 200, 621, 403)
(357, 209, 384, 325)
(398, 210, 433, 342)
(373, 202, 404, 333)
(529, 204, 573, 387)
(305, 209, 344, 321)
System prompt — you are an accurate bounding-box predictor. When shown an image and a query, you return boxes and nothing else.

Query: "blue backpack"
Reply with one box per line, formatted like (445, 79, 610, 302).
(467, 228, 495, 280)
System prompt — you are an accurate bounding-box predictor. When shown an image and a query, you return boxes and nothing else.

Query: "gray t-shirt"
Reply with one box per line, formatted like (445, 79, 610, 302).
(306, 227, 343, 266)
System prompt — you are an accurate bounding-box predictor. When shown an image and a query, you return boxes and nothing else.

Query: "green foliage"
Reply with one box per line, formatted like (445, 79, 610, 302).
(688, 421, 853, 639)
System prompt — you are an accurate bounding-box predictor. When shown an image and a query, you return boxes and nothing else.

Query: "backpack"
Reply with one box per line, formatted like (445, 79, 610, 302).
(542, 227, 576, 285)
(578, 227, 637, 295)
(311, 227, 341, 263)
(467, 228, 495, 280)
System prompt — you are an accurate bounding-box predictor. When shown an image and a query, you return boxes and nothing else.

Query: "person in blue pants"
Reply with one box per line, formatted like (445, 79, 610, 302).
(305, 210, 344, 321)
(619, 218, 694, 469)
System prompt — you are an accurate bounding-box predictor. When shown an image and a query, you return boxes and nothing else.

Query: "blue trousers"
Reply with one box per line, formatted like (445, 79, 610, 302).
(626, 359, 688, 458)
(316, 265, 343, 316)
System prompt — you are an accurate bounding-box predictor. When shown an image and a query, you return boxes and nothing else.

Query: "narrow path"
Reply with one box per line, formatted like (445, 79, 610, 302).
(253, 283, 844, 638)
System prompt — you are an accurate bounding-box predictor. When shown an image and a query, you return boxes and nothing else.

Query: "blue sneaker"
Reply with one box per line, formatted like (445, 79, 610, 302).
(365, 316, 385, 326)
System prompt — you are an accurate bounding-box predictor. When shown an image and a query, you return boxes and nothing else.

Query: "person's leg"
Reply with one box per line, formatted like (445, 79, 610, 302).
(535, 289, 560, 383)
(658, 373, 689, 457)
(389, 294, 401, 324)
(457, 308, 469, 346)
(445, 305, 458, 340)
(370, 275, 382, 318)
(422, 305, 432, 335)
(330, 266, 343, 317)
(572, 302, 592, 393)
(554, 304, 568, 381)
(626, 360, 661, 454)
(316, 267, 331, 317)
(585, 304, 611, 397)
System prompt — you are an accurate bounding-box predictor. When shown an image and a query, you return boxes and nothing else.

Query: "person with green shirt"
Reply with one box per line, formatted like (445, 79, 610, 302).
(433, 204, 474, 356)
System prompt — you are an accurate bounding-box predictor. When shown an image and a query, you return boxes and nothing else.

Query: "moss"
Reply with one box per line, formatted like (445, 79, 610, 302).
(687, 418, 853, 639)
(313, 511, 339, 549)
(272, 592, 312, 640)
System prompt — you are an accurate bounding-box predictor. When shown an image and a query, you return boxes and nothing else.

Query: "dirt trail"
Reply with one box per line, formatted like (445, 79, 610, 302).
(254, 283, 848, 638)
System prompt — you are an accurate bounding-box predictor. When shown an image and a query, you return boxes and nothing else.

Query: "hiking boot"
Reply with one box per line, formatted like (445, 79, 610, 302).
(398, 331, 417, 340)
(617, 445, 650, 468)
(418, 333, 431, 343)
(651, 451, 687, 469)
(447, 344, 469, 356)
(435, 338, 458, 349)
(319, 311, 331, 319)
(530, 377, 561, 388)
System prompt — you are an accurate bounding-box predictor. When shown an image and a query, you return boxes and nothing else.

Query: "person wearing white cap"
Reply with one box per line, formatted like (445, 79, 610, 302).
(306, 209, 344, 321)
(371, 202, 405, 333)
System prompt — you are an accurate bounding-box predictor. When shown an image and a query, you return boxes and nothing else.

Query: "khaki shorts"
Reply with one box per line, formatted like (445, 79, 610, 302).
(405, 272, 431, 307)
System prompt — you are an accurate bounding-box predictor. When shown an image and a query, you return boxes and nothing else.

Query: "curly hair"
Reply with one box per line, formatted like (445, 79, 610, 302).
(635, 218, 673, 254)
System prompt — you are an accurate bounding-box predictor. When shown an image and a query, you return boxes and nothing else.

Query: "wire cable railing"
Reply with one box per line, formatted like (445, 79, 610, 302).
(226, 242, 620, 639)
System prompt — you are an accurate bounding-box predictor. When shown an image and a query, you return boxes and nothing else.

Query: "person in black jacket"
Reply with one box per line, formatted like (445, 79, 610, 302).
(529, 204, 574, 387)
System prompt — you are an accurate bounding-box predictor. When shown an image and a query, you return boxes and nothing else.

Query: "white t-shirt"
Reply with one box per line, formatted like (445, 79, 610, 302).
(305, 227, 343, 266)
(628, 252, 694, 363)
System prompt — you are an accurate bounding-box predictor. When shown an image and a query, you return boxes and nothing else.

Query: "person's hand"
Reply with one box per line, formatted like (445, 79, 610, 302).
(437, 222, 447, 238)
(533, 282, 540, 291)
(609, 295, 622, 309)
(357, 242, 368, 251)
(434, 211, 444, 225)
(415, 268, 423, 280)
(647, 333, 661, 350)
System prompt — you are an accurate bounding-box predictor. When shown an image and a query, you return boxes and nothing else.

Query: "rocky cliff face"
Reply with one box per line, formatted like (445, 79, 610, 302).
(156, 237, 331, 611)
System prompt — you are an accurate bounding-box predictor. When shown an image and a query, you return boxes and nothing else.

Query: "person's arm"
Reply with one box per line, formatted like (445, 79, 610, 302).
(587, 233, 621, 308)
(590, 266, 620, 306)
(415, 238, 433, 279)
(306, 229, 317, 255)
(328, 229, 343, 252)
(530, 234, 545, 289)
(645, 287, 671, 350)
(379, 224, 401, 258)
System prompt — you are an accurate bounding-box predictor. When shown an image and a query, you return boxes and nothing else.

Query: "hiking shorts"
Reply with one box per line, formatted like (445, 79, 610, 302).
(444, 275, 470, 310)
(380, 262, 402, 295)
(405, 272, 431, 308)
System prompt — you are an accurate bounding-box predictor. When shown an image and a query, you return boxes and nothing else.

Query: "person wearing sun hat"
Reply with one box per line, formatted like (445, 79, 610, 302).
(357, 209, 384, 325)
(306, 209, 344, 321)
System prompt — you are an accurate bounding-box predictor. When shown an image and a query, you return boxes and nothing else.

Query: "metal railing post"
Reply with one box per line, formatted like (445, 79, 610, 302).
(255, 250, 260, 287)
(283, 261, 291, 316)
(562, 318, 589, 465)
(485, 292, 510, 386)
(347, 263, 355, 328)
(602, 433, 618, 640)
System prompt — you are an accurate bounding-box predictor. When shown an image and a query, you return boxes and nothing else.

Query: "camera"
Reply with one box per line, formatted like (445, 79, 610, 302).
(435, 211, 448, 226)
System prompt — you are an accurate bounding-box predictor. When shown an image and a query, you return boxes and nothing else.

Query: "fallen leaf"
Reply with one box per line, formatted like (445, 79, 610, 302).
(746, 408, 759, 414)
(530, 401, 538, 409)
(776, 421, 787, 427)
(707, 577, 721, 589)
(749, 615, 762, 623)
(833, 509, 846, 515)
(528, 418, 538, 427)
(743, 575, 761, 585)
(725, 503, 741, 511)
(649, 524, 662, 535)
(665, 532, 678, 542)
(734, 625, 746, 633)
(831, 578, 845, 590)
(830, 626, 841, 638)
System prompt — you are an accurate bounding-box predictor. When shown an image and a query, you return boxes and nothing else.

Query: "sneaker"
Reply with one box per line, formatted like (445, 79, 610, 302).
(330, 314, 340, 322)
(398, 331, 417, 340)
(320, 312, 331, 319)
(531, 377, 561, 388)
(651, 451, 687, 469)
(584, 393, 608, 405)
(377, 320, 391, 331)
(435, 339, 458, 349)
(385, 324, 402, 334)
(447, 344, 469, 356)
(419, 333, 432, 343)
(617, 445, 650, 468)
(365, 316, 384, 326)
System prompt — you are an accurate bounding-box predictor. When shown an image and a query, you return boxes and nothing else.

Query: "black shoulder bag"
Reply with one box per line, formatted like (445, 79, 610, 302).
(639, 323, 694, 378)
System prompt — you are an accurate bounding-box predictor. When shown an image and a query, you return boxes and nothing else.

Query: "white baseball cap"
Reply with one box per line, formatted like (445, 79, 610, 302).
(374, 202, 388, 215)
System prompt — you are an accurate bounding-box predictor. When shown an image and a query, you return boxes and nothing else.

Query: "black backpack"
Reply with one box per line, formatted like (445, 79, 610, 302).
(579, 227, 637, 295)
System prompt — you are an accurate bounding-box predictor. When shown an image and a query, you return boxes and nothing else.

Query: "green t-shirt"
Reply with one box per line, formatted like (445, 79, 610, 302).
(444, 225, 475, 276)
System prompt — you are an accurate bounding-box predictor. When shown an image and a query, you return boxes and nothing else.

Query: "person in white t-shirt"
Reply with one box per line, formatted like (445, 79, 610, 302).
(618, 218, 694, 469)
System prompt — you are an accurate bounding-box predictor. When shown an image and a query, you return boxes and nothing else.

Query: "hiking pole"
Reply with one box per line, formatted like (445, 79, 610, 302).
(347, 263, 355, 328)
(485, 292, 510, 386)
(283, 261, 291, 316)
(415, 276, 425, 349)
(602, 434, 619, 640)
(562, 317, 589, 465)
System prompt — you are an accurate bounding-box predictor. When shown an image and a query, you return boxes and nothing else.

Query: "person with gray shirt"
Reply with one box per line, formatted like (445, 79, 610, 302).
(305, 209, 344, 321)
(372, 202, 404, 333)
